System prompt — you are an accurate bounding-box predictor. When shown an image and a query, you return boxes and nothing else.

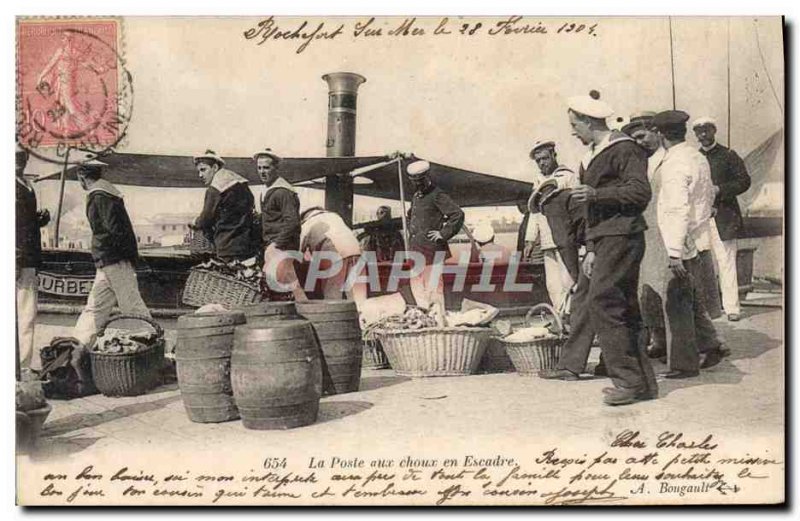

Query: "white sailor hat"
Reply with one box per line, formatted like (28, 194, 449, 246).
(472, 223, 495, 245)
(193, 149, 225, 166)
(567, 90, 614, 119)
(253, 148, 281, 163)
(529, 140, 556, 159)
(691, 116, 717, 129)
(82, 159, 107, 167)
(528, 178, 561, 213)
(621, 110, 657, 135)
(406, 160, 430, 177)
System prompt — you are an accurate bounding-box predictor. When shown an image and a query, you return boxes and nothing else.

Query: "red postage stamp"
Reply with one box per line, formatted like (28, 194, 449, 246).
(16, 18, 132, 161)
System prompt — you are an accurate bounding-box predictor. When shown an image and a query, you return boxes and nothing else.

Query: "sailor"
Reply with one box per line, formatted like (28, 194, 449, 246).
(542, 90, 657, 406)
(16, 148, 50, 375)
(622, 111, 669, 359)
(192, 150, 256, 262)
(406, 160, 465, 314)
(651, 110, 727, 377)
(254, 148, 307, 302)
(73, 160, 152, 347)
(473, 223, 511, 265)
(359, 205, 404, 263)
(525, 140, 579, 309)
(300, 206, 366, 302)
(692, 117, 752, 322)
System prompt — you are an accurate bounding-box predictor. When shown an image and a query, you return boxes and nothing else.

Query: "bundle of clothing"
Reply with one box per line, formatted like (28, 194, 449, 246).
(195, 256, 263, 285)
(38, 337, 97, 399)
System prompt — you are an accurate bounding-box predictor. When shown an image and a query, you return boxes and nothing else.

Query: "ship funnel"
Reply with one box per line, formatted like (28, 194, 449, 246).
(322, 72, 366, 226)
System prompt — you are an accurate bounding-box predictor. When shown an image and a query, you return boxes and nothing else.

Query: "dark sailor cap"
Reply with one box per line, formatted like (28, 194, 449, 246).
(652, 110, 690, 131)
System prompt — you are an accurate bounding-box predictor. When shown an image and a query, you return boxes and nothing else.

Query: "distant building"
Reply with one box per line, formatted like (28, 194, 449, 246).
(134, 212, 196, 249)
(42, 212, 196, 251)
(491, 217, 521, 234)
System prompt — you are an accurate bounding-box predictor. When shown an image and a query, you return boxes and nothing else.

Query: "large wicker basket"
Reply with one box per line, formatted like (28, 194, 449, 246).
(379, 327, 490, 377)
(499, 303, 566, 376)
(182, 268, 262, 308)
(89, 315, 165, 397)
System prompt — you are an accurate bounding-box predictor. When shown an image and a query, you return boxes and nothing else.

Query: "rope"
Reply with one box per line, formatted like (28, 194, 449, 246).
(753, 18, 784, 115)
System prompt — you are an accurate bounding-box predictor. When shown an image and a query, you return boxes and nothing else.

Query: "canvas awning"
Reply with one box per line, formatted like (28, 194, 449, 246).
(38, 152, 533, 208)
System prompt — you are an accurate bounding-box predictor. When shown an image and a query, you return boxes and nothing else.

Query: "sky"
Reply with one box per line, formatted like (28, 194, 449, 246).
(24, 15, 785, 227)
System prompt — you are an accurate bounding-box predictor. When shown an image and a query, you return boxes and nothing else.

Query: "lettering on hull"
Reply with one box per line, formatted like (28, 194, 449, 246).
(38, 272, 94, 297)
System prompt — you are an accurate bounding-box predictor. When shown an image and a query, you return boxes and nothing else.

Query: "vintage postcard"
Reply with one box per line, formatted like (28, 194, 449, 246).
(14, 15, 784, 506)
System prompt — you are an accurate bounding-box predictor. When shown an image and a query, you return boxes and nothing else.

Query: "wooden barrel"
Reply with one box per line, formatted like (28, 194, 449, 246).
(236, 301, 297, 325)
(295, 301, 363, 395)
(175, 311, 246, 423)
(231, 320, 322, 430)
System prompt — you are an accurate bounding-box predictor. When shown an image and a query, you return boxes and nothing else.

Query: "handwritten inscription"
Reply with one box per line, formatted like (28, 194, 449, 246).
(29, 431, 782, 505)
(243, 16, 600, 54)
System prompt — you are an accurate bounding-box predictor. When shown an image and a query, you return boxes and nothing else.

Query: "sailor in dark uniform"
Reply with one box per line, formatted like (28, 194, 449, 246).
(406, 160, 464, 319)
(542, 91, 657, 406)
(253, 148, 307, 302)
(193, 150, 256, 262)
(692, 117, 752, 322)
(16, 148, 49, 374)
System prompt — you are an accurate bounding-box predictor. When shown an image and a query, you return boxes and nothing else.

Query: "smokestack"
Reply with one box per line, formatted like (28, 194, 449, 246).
(322, 72, 366, 227)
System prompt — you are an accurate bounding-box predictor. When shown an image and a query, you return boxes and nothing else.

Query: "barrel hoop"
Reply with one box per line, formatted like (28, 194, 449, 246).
(237, 398, 318, 411)
(233, 327, 317, 343)
(175, 354, 231, 362)
(178, 326, 238, 337)
(231, 354, 317, 365)
(180, 382, 233, 394)
(177, 313, 246, 328)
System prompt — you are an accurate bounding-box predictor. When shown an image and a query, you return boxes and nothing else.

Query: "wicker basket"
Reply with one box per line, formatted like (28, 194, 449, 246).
(378, 327, 490, 377)
(499, 303, 566, 376)
(189, 229, 214, 256)
(90, 315, 165, 397)
(182, 268, 262, 308)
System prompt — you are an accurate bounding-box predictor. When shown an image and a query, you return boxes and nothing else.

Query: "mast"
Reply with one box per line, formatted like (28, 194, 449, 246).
(668, 17, 676, 110)
(396, 159, 410, 252)
(53, 146, 72, 248)
(727, 18, 732, 146)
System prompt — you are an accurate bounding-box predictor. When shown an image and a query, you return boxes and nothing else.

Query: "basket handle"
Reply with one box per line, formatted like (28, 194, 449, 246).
(524, 303, 565, 336)
(98, 314, 164, 339)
